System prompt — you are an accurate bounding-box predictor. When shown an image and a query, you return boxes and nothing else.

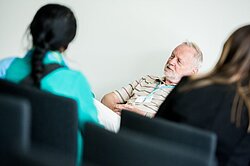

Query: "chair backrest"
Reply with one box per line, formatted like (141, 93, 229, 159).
(83, 123, 211, 166)
(0, 79, 78, 160)
(0, 94, 31, 152)
(9, 145, 77, 166)
(120, 110, 217, 165)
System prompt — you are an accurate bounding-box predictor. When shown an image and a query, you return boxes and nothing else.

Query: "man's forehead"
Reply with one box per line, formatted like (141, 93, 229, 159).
(173, 44, 196, 54)
(173, 45, 196, 59)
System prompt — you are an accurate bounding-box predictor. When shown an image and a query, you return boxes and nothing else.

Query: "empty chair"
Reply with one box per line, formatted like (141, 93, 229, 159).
(83, 122, 211, 166)
(120, 110, 217, 165)
(0, 79, 78, 165)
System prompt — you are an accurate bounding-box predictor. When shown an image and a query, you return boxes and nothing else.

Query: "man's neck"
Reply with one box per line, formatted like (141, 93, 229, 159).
(164, 78, 178, 85)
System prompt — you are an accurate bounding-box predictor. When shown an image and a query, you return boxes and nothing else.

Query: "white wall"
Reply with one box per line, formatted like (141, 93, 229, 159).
(0, 0, 250, 99)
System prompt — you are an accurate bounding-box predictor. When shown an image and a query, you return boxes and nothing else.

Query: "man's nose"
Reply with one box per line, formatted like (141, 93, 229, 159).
(168, 57, 176, 65)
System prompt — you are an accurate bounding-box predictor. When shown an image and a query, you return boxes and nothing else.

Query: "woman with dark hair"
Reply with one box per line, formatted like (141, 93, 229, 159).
(4, 4, 99, 165)
(156, 25, 250, 166)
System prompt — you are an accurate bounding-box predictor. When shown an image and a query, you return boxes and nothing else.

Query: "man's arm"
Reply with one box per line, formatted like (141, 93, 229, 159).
(101, 78, 140, 111)
(115, 104, 155, 118)
(101, 92, 156, 118)
(101, 92, 121, 111)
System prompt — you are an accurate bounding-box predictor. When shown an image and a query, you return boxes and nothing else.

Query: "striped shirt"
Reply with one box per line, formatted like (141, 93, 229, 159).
(114, 75, 175, 114)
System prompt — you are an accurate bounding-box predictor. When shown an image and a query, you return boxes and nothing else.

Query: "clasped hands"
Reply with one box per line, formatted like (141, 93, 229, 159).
(113, 103, 144, 116)
(113, 104, 142, 115)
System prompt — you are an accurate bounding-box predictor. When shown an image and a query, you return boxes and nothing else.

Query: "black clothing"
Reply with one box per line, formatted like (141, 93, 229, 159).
(156, 77, 250, 166)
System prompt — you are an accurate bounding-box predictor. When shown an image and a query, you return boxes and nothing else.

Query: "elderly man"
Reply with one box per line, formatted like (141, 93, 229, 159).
(101, 41, 203, 118)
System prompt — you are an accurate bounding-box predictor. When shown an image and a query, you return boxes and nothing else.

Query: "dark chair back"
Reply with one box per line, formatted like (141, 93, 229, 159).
(0, 94, 31, 164)
(120, 110, 217, 165)
(0, 94, 31, 151)
(0, 79, 78, 161)
(83, 123, 211, 166)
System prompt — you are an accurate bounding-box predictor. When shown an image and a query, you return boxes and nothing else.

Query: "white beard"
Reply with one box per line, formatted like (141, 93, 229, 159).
(164, 65, 182, 83)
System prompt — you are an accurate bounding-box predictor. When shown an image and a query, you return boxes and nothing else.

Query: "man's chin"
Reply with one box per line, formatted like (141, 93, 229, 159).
(165, 75, 176, 81)
(165, 75, 181, 84)
(164, 71, 175, 78)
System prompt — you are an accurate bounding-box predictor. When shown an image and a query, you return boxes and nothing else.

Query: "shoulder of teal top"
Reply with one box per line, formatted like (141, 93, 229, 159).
(39, 62, 99, 126)
(5, 50, 68, 82)
(27, 50, 99, 126)
(0, 57, 16, 78)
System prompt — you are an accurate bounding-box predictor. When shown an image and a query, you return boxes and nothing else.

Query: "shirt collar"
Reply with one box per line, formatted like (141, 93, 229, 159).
(25, 49, 68, 67)
(156, 77, 177, 86)
(155, 77, 166, 84)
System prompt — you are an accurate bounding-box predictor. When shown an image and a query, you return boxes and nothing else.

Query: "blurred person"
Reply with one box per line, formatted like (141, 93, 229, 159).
(3, 4, 99, 165)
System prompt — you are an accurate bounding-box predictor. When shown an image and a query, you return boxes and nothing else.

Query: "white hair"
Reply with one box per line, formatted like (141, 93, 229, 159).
(182, 41, 203, 69)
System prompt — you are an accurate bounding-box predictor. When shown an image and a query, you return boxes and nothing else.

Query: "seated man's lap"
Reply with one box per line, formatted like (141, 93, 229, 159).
(94, 99, 120, 132)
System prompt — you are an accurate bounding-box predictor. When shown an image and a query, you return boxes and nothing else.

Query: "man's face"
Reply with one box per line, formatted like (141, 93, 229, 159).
(164, 44, 198, 83)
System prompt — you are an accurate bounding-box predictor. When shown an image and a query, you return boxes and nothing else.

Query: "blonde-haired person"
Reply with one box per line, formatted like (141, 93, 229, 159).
(156, 25, 250, 166)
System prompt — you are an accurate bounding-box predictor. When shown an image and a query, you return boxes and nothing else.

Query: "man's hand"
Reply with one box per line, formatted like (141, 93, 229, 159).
(114, 104, 146, 116)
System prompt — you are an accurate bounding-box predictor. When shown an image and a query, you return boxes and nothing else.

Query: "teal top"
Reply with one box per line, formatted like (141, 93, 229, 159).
(5, 50, 99, 165)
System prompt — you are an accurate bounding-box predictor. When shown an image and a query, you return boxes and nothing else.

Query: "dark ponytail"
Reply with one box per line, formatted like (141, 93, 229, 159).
(31, 47, 47, 88)
(29, 4, 77, 88)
